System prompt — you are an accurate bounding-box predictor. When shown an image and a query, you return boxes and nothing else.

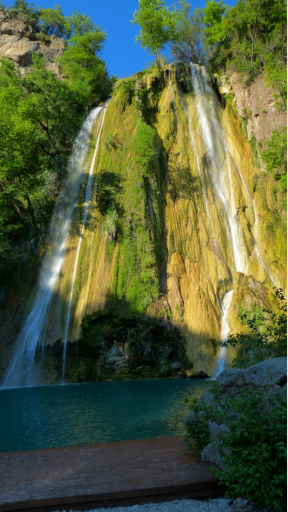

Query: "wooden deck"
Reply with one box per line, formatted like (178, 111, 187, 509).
(0, 436, 224, 512)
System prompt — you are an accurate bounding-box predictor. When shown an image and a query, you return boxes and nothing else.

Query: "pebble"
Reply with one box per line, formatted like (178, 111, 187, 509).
(53, 496, 266, 512)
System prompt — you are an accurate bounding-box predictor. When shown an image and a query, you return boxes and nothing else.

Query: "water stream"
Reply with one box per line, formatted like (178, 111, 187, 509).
(212, 289, 233, 377)
(3, 105, 107, 388)
(62, 102, 109, 380)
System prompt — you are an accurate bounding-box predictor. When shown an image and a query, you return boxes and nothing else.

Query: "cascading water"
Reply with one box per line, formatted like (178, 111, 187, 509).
(62, 101, 109, 380)
(212, 289, 233, 378)
(3, 104, 107, 388)
(187, 63, 280, 373)
(189, 63, 249, 274)
(187, 63, 254, 371)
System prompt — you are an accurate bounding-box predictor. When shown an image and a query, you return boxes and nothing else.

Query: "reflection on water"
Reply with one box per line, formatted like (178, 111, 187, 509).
(0, 378, 209, 452)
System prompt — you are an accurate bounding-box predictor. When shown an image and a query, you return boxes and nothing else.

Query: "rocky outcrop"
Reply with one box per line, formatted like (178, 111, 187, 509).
(218, 72, 286, 146)
(0, 10, 66, 76)
(0, 64, 286, 384)
(186, 357, 287, 469)
(34, 315, 190, 384)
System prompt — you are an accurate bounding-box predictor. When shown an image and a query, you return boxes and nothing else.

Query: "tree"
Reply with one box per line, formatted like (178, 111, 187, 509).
(58, 30, 108, 103)
(131, 0, 179, 65)
(202, 0, 287, 85)
(13, 0, 38, 20)
(170, 1, 206, 64)
(0, 55, 88, 275)
(64, 11, 96, 37)
(38, 4, 66, 38)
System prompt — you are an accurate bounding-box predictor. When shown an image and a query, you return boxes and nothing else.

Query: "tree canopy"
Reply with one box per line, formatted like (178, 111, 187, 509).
(0, 3, 112, 279)
(38, 4, 66, 37)
(170, 0, 206, 64)
(131, 0, 179, 63)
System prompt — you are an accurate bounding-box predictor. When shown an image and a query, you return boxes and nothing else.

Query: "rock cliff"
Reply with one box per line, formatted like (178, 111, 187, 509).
(0, 10, 65, 76)
(0, 62, 286, 384)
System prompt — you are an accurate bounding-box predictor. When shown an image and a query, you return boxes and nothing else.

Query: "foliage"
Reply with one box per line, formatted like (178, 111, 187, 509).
(12, 0, 38, 20)
(0, 54, 93, 276)
(170, 1, 206, 64)
(131, 0, 179, 64)
(262, 127, 287, 192)
(185, 382, 287, 510)
(184, 410, 210, 456)
(133, 119, 157, 178)
(38, 4, 66, 37)
(102, 208, 119, 241)
(58, 28, 108, 104)
(202, 0, 287, 92)
(96, 171, 121, 216)
(64, 10, 96, 37)
(220, 289, 287, 368)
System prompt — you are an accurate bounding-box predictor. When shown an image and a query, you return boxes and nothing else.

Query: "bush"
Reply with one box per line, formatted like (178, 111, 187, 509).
(102, 208, 118, 241)
(133, 119, 157, 178)
(221, 289, 287, 369)
(185, 382, 287, 510)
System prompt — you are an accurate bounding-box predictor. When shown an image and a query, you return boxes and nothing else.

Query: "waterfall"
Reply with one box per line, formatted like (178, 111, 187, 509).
(212, 289, 233, 378)
(3, 104, 107, 388)
(187, 63, 253, 371)
(62, 101, 109, 380)
(189, 63, 249, 274)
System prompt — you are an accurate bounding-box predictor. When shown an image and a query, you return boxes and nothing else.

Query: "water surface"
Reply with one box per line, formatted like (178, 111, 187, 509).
(0, 378, 209, 452)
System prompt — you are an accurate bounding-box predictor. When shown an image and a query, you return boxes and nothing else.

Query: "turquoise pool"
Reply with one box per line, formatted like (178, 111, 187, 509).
(0, 378, 209, 452)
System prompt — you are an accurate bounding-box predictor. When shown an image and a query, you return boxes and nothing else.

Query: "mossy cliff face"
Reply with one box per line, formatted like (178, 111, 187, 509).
(1, 63, 286, 382)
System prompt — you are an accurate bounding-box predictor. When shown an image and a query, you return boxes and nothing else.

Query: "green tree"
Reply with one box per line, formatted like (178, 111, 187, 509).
(58, 28, 108, 103)
(203, 0, 287, 86)
(64, 10, 96, 37)
(0, 55, 88, 275)
(38, 4, 66, 37)
(202, 0, 227, 69)
(170, 1, 206, 64)
(131, 0, 179, 65)
(13, 0, 38, 19)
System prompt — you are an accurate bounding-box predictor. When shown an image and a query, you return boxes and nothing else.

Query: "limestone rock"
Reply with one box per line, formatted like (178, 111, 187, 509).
(201, 357, 287, 402)
(197, 357, 287, 468)
(229, 72, 286, 145)
(0, 10, 66, 77)
(201, 422, 230, 470)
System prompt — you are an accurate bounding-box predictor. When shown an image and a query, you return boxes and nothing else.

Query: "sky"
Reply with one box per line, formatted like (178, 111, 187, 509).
(35, 0, 238, 79)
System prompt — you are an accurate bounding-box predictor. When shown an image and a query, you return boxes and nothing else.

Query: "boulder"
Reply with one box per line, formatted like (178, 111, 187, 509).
(186, 357, 287, 469)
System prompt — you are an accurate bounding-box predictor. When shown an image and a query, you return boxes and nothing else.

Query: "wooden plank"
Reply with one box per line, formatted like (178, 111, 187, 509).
(0, 436, 224, 512)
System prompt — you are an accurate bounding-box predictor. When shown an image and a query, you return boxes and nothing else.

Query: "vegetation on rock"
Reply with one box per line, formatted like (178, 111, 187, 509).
(221, 289, 287, 368)
(185, 379, 287, 510)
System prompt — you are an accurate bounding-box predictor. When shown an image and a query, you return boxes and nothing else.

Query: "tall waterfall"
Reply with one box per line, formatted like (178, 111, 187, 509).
(3, 104, 107, 388)
(189, 63, 250, 275)
(62, 102, 108, 380)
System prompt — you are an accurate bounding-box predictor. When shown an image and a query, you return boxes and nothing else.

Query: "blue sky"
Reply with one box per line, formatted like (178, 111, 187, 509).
(36, 0, 237, 78)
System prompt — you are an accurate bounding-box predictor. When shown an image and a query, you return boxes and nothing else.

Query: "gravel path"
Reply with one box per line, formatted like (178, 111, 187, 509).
(56, 497, 263, 512)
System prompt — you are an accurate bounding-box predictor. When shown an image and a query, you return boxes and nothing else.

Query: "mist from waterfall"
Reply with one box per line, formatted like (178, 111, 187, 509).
(3, 106, 105, 388)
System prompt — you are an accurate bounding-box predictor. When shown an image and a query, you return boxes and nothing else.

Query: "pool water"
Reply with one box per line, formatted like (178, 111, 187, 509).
(0, 378, 209, 452)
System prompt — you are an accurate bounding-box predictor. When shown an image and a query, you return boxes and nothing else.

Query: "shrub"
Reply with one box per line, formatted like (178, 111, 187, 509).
(102, 208, 118, 241)
(133, 119, 157, 178)
(221, 289, 287, 369)
(185, 382, 287, 510)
